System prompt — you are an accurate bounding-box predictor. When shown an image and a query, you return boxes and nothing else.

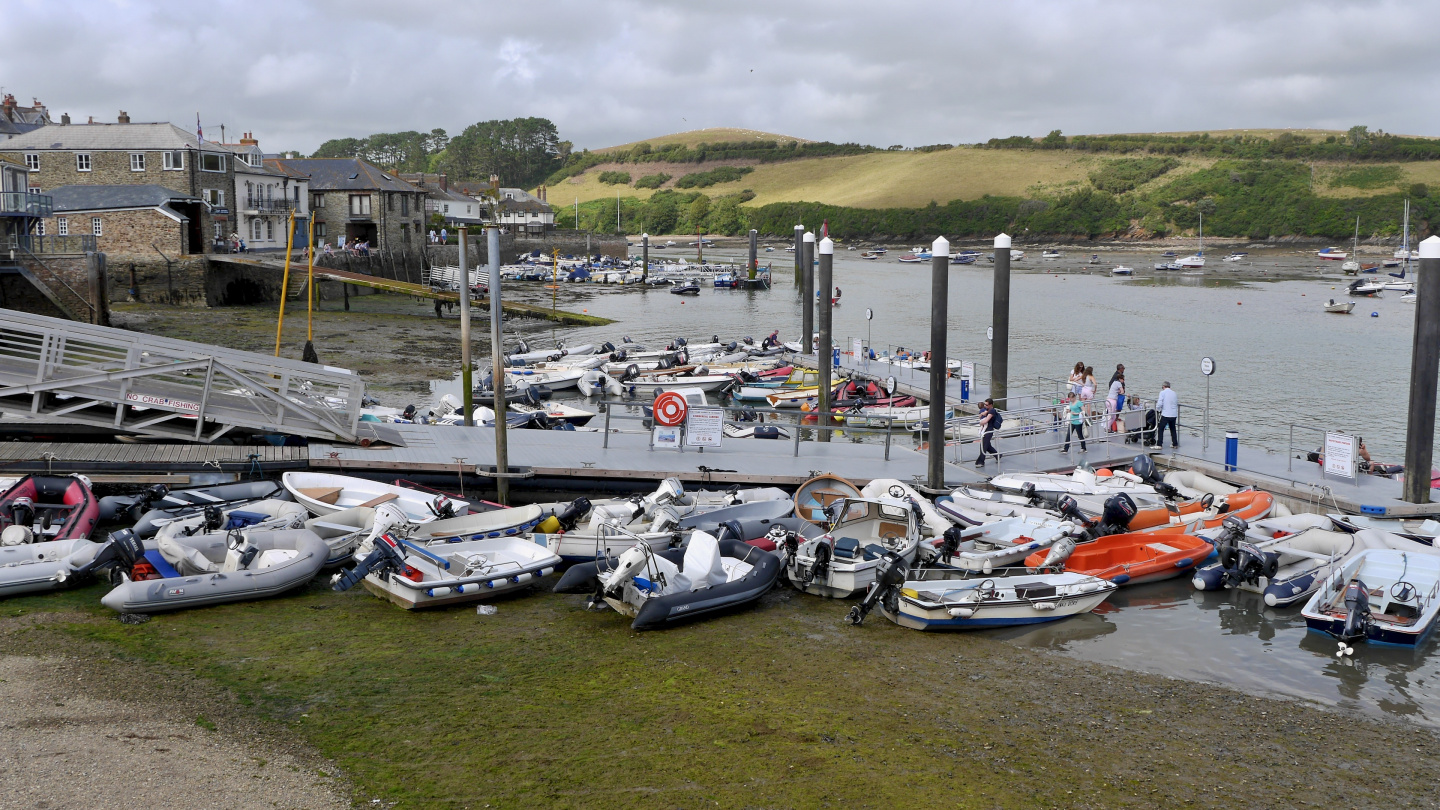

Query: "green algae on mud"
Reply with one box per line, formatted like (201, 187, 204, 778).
(5, 577, 1439, 810)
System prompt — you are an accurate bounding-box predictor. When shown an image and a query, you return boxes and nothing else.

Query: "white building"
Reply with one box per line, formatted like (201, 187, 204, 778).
(220, 133, 310, 251)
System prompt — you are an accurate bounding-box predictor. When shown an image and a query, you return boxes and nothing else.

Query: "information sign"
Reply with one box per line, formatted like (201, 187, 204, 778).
(685, 408, 725, 448)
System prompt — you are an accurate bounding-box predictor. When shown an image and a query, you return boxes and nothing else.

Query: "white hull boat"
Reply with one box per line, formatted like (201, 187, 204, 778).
(878, 569, 1116, 631)
(778, 497, 921, 599)
(0, 538, 104, 597)
(339, 532, 561, 610)
(1323, 299, 1356, 314)
(1302, 549, 1440, 648)
(282, 472, 471, 522)
(506, 367, 585, 391)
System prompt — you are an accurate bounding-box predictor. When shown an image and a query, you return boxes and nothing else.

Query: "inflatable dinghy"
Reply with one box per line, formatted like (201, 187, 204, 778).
(101, 528, 329, 613)
(1, 475, 98, 545)
(877, 568, 1116, 631)
(554, 530, 780, 630)
(334, 529, 560, 610)
(100, 480, 286, 526)
(0, 538, 105, 597)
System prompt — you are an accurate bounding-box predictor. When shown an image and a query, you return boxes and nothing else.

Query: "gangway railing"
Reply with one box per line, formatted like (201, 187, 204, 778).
(0, 309, 364, 444)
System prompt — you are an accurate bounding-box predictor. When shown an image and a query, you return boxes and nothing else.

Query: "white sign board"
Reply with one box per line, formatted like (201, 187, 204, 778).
(852, 338, 863, 358)
(652, 425, 682, 450)
(960, 361, 974, 384)
(1324, 431, 1357, 479)
(685, 408, 725, 448)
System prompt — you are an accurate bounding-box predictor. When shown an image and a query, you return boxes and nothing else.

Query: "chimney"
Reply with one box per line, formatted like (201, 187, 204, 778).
(117, 110, 130, 124)
(87, 116, 94, 124)
(1, 95, 14, 119)
(239, 131, 258, 146)
(439, 173, 447, 192)
(31, 98, 45, 115)
(539, 185, 546, 203)
(60, 113, 70, 125)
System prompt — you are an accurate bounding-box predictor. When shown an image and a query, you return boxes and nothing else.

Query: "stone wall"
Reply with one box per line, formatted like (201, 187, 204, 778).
(106, 255, 209, 305)
(39, 207, 186, 257)
(11, 252, 107, 323)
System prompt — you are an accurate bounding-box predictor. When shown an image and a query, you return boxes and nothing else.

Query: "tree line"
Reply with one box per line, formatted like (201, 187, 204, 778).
(311, 117, 571, 189)
(984, 126, 1440, 162)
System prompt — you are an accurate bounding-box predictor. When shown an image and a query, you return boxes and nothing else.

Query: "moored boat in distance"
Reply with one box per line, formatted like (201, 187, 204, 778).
(1224, 252, 1247, 262)
(1324, 299, 1356, 314)
(1318, 247, 1348, 261)
(1110, 265, 1134, 275)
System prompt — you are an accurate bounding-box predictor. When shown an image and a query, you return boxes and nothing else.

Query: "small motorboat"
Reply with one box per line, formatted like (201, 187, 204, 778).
(1088, 255, 1101, 264)
(1318, 247, 1348, 261)
(1028, 530, 1213, 585)
(505, 366, 587, 392)
(776, 496, 923, 599)
(99, 480, 286, 525)
(1154, 262, 1182, 271)
(418, 504, 546, 542)
(0, 475, 99, 545)
(553, 529, 781, 630)
(859, 565, 1116, 630)
(333, 525, 559, 610)
(1224, 252, 1248, 262)
(0, 537, 110, 598)
(669, 279, 702, 295)
(1041, 250, 1062, 259)
(1328, 513, 1440, 546)
(1403, 291, 1418, 303)
(102, 526, 329, 613)
(1110, 265, 1134, 276)
(1161, 251, 1178, 258)
(1302, 549, 1440, 649)
(896, 254, 924, 263)
(860, 251, 880, 260)
(793, 474, 863, 525)
(577, 369, 624, 398)
(1347, 279, 1384, 297)
(1178, 253, 1206, 269)
(1324, 299, 1356, 314)
(926, 515, 1081, 574)
(282, 472, 471, 522)
(765, 386, 820, 409)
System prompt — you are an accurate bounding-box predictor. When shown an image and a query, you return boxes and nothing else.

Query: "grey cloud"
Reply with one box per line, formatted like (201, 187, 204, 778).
(2, 0, 1435, 155)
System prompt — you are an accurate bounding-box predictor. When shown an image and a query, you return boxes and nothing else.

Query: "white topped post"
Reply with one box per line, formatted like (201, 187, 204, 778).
(991, 232, 1012, 408)
(928, 235, 951, 487)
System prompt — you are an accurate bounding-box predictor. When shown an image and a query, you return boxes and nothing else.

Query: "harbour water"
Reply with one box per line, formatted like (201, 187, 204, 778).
(471, 245, 1440, 723)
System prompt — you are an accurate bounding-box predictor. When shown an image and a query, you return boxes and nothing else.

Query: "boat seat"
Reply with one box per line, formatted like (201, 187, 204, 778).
(1146, 543, 1182, 554)
(833, 537, 861, 560)
(142, 549, 181, 579)
(223, 510, 270, 531)
(1013, 582, 1058, 600)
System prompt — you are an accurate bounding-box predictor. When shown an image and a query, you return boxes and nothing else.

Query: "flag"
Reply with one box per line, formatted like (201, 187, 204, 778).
(196, 112, 203, 143)
(821, 220, 829, 239)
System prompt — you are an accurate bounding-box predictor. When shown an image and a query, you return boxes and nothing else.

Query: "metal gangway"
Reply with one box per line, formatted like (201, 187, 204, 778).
(0, 309, 365, 444)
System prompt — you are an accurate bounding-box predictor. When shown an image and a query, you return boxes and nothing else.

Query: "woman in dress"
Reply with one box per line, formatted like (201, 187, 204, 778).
(1068, 362, 1085, 397)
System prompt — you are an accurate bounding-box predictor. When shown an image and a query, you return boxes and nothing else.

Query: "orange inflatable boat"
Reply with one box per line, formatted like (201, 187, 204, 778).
(1125, 490, 1274, 533)
(1025, 531, 1214, 586)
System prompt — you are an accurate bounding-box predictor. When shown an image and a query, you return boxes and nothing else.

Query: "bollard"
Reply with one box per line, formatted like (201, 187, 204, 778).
(817, 237, 834, 442)
(1403, 236, 1440, 503)
(802, 231, 815, 353)
(487, 225, 509, 505)
(928, 236, 951, 489)
(748, 229, 758, 281)
(459, 226, 472, 427)
(992, 232, 1011, 406)
(793, 224, 804, 285)
(641, 232, 649, 284)
(1224, 430, 1239, 472)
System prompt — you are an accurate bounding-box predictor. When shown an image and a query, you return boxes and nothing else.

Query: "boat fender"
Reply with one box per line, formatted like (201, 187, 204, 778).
(949, 606, 977, 619)
(1033, 600, 1057, 611)
(1174, 557, 1193, 568)
(1112, 573, 1131, 585)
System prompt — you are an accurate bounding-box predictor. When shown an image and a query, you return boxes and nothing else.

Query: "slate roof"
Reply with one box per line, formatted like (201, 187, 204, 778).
(272, 158, 420, 192)
(496, 188, 551, 214)
(48, 184, 203, 212)
(0, 122, 205, 151)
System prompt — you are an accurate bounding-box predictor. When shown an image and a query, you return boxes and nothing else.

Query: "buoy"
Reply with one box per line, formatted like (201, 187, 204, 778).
(1372, 312, 1379, 317)
(1237, 302, 1242, 305)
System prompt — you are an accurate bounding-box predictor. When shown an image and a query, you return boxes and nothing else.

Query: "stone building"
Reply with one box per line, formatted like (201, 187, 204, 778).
(399, 173, 485, 227)
(274, 158, 425, 251)
(39, 185, 203, 257)
(1, 95, 54, 140)
(0, 120, 234, 254)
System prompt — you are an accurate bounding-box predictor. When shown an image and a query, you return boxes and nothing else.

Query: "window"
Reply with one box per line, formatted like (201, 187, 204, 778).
(204, 188, 224, 207)
(200, 153, 225, 172)
(130, 153, 146, 172)
(214, 223, 222, 240)
(348, 194, 371, 216)
(387, 193, 394, 211)
(317, 222, 327, 238)
(23, 153, 38, 171)
(401, 195, 408, 215)
(505, 192, 513, 200)
(311, 193, 324, 208)
(35, 219, 44, 236)
(57, 217, 68, 236)
(265, 220, 273, 240)
(443, 204, 449, 214)
(92, 217, 102, 236)
(402, 223, 410, 244)
(163, 151, 184, 170)
(75, 153, 92, 172)
(293, 186, 300, 203)
(253, 220, 263, 240)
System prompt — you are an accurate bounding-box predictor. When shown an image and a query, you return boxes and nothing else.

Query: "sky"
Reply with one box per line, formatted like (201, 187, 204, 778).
(5, 0, 1437, 155)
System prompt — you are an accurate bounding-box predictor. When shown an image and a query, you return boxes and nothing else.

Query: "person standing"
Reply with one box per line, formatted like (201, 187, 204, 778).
(1108, 363, 1125, 388)
(975, 398, 1002, 467)
(1062, 392, 1086, 452)
(1080, 365, 1096, 401)
(440, 227, 448, 245)
(1068, 362, 1085, 397)
(429, 229, 437, 244)
(1155, 382, 1180, 449)
(1106, 372, 1125, 432)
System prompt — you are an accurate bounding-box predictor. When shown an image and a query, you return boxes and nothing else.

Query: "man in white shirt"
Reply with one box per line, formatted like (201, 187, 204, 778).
(1155, 382, 1179, 449)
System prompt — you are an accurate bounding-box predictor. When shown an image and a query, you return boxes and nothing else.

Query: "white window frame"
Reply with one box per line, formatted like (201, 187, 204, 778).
(200, 152, 226, 173)
(205, 188, 224, 207)
(349, 194, 371, 216)
(57, 217, 68, 236)
(92, 217, 102, 236)
(253, 219, 263, 240)
(163, 151, 184, 171)
(130, 153, 146, 172)
(24, 153, 38, 171)
(75, 153, 92, 172)
(265, 220, 273, 240)
(35, 218, 44, 236)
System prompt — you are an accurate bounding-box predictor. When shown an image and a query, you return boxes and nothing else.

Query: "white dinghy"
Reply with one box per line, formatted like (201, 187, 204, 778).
(777, 497, 922, 599)
(282, 472, 471, 522)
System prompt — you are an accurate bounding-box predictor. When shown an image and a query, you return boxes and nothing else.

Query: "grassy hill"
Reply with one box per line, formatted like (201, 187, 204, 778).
(597, 128, 809, 154)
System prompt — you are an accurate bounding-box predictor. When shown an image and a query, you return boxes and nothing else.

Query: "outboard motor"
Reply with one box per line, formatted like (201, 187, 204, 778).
(715, 519, 745, 543)
(332, 533, 405, 591)
(621, 363, 641, 382)
(801, 541, 832, 587)
(1131, 454, 1180, 498)
(622, 335, 635, 344)
(648, 506, 683, 533)
(1036, 535, 1077, 572)
(1096, 493, 1137, 536)
(515, 339, 531, 355)
(1055, 495, 1094, 529)
(726, 341, 738, 353)
(1335, 579, 1373, 650)
(428, 494, 457, 521)
(610, 348, 629, 363)
(776, 529, 801, 561)
(600, 341, 616, 354)
(656, 357, 674, 370)
(742, 336, 754, 346)
(553, 498, 592, 531)
(846, 546, 909, 626)
(9, 497, 35, 532)
(402, 404, 417, 421)
(61, 528, 145, 584)
(937, 525, 964, 563)
(129, 484, 170, 520)
(1019, 482, 1039, 505)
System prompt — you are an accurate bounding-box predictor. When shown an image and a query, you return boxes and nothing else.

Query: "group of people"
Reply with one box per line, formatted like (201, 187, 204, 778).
(1059, 361, 1180, 452)
(429, 229, 448, 245)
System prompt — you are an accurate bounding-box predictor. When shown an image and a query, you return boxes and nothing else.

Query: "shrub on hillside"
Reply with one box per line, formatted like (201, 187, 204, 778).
(1329, 165, 1403, 190)
(598, 170, 632, 185)
(635, 173, 671, 189)
(674, 166, 754, 188)
(1090, 157, 1181, 193)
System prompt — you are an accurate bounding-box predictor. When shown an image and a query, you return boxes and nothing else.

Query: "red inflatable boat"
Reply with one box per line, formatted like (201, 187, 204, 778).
(0, 475, 100, 544)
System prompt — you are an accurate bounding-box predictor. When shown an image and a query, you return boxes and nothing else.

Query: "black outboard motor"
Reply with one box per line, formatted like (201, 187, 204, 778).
(1337, 579, 1373, 645)
(610, 348, 628, 363)
(656, 357, 673, 370)
(515, 339, 531, 355)
(428, 495, 457, 521)
(621, 363, 641, 382)
(726, 341, 738, 353)
(402, 404, 418, 421)
(937, 525, 964, 563)
(1055, 495, 1094, 529)
(64, 528, 145, 584)
(715, 519, 746, 543)
(1019, 482, 1039, 505)
(742, 336, 754, 346)
(10, 497, 35, 531)
(846, 546, 909, 626)
(554, 498, 592, 530)
(1131, 454, 1180, 498)
(600, 341, 616, 354)
(801, 542, 831, 586)
(1095, 493, 1137, 536)
(710, 334, 719, 345)
(333, 534, 405, 591)
(184, 505, 225, 537)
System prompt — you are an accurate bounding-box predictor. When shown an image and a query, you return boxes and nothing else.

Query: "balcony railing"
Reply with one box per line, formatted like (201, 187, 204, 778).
(3, 233, 97, 254)
(244, 198, 293, 212)
(0, 192, 54, 218)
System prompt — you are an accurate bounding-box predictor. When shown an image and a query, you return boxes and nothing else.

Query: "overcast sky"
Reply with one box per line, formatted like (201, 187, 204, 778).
(4, 0, 1436, 154)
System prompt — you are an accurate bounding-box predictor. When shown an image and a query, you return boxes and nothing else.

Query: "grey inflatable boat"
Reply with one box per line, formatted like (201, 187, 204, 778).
(101, 528, 328, 613)
(125, 481, 292, 537)
(0, 538, 104, 597)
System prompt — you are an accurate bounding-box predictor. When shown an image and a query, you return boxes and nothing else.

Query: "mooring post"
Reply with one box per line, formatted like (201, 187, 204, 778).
(793, 224, 804, 286)
(802, 231, 815, 354)
(641, 232, 649, 283)
(928, 235, 951, 489)
(1403, 235, 1440, 503)
(817, 236, 834, 442)
(487, 224, 510, 505)
(991, 232, 1011, 408)
(459, 226, 473, 427)
(748, 229, 758, 281)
